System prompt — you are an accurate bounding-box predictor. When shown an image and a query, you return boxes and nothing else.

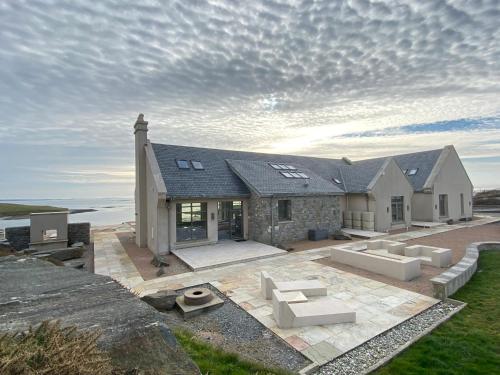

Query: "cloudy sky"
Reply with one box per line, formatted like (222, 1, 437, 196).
(1, 0, 499, 198)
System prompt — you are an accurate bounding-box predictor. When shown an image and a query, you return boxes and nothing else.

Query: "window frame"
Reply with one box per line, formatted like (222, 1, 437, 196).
(407, 168, 418, 176)
(191, 160, 204, 170)
(439, 194, 449, 218)
(175, 202, 208, 242)
(176, 159, 190, 169)
(278, 199, 292, 222)
(391, 196, 405, 223)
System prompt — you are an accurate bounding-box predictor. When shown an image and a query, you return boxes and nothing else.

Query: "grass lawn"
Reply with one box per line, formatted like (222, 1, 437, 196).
(376, 250, 500, 375)
(0, 203, 66, 217)
(174, 328, 292, 375)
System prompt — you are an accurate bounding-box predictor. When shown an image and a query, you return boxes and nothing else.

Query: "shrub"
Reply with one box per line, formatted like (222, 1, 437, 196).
(0, 320, 112, 375)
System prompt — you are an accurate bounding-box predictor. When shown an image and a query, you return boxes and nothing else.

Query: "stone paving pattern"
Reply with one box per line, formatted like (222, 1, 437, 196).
(93, 216, 499, 367)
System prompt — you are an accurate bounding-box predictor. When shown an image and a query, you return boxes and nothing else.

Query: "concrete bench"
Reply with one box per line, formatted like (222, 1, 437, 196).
(272, 289, 356, 329)
(261, 271, 327, 300)
(366, 239, 407, 254)
(404, 245, 452, 268)
(365, 249, 408, 261)
(331, 247, 421, 281)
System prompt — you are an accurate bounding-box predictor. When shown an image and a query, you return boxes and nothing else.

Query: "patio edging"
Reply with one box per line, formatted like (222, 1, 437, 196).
(430, 242, 500, 300)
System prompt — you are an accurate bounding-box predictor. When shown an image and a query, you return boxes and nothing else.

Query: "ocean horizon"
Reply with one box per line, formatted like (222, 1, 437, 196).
(0, 197, 134, 229)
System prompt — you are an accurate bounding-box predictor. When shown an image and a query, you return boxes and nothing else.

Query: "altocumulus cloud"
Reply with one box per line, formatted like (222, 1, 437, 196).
(0, 0, 499, 196)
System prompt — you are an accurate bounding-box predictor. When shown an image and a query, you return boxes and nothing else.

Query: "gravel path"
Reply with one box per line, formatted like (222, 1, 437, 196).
(315, 301, 460, 375)
(164, 283, 310, 372)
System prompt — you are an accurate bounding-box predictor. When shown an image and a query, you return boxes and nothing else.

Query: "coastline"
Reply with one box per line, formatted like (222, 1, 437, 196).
(0, 208, 98, 220)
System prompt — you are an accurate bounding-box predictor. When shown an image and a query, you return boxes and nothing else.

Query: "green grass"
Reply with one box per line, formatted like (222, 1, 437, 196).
(376, 250, 500, 375)
(174, 328, 293, 375)
(0, 203, 66, 217)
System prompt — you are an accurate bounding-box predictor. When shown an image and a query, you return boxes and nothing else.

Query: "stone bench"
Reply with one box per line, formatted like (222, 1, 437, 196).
(404, 245, 452, 268)
(331, 247, 421, 281)
(272, 289, 356, 329)
(261, 271, 327, 300)
(366, 239, 407, 253)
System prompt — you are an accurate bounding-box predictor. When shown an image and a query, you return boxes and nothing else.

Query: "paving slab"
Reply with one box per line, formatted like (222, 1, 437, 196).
(171, 240, 287, 271)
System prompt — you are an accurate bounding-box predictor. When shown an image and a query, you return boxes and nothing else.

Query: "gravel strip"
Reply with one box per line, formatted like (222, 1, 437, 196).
(315, 301, 460, 375)
(164, 283, 310, 372)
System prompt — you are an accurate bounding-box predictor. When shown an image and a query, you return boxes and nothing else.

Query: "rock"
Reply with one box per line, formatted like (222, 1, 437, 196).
(0, 240, 14, 254)
(333, 230, 352, 240)
(31, 247, 84, 261)
(156, 266, 165, 277)
(446, 219, 454, 225)
(71, 242, 84, 248)
(141, 290, 179, 311)
(0, 256, 199, 374)
(151, 255, 169, 267)
(63, 259, 85, 269)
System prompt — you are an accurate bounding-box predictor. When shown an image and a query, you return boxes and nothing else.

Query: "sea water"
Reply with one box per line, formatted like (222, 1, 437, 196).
(0, 198, 134, 229)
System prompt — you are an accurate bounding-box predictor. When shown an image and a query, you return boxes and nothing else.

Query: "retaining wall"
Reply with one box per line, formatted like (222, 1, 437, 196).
(5, 223, 91, 251)
(431, 242, 500, 300)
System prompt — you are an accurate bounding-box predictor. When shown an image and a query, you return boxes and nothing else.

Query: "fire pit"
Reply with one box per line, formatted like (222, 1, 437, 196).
(183, 287, 214, 306)
(176, 286, 224, 318)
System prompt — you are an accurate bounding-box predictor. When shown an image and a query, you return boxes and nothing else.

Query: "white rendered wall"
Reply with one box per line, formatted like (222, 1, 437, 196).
(432, 150, 473, 222)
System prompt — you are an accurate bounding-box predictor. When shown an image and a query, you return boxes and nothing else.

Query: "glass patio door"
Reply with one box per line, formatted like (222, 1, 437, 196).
(218, 201, 243, 240)
(391, 196, 404, 223)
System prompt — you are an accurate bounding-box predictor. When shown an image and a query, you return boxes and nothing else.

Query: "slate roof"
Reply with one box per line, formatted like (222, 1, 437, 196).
(339, 158, 389, 193)
(151, 143, 444, 199)
(226, 159, 344, 197)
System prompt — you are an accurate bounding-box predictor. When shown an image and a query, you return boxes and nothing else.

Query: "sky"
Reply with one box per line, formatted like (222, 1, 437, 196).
(1, 0, 499, 199)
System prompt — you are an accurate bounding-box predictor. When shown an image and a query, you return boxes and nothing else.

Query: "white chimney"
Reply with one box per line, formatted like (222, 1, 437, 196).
(134, 113, 148, 248)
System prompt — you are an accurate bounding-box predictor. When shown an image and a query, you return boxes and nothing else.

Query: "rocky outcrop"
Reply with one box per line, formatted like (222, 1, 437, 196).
(0, 256, 199, 374)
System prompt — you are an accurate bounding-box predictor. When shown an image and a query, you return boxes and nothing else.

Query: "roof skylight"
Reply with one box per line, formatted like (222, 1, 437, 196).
(407, 168, 418, 176)
(191, 160, 204, 170)
(270, 163, 296, 170)
(280, 171, 309, 179)
(333, 177, 341, 184)
(176, 160, 189, 169)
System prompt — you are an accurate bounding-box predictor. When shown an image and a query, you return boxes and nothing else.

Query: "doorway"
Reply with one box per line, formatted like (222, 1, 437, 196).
(217, 201, 243, 240)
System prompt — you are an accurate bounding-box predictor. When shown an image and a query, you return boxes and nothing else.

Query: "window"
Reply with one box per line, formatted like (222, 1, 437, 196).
(176, 202, 208, 241)
(270, 163, 296, 170)
(280, 171, 309, 179)
(191, 160, 204, 170)
(176, 159, 189, 169)
(391, 196, 404, 223)
(333, 177, 341, 184)
(278, 200, 291, 221)
(439, 194, 448, 217)
(407, 168, 418, 176)
(460, 193, 465, 215)
(403, 169, 408, 175)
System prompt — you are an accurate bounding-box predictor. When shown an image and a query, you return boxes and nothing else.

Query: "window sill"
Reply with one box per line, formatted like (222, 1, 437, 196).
(278, 220, 293, 224)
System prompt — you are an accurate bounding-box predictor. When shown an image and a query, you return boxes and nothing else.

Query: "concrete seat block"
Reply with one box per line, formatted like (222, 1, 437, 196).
(331, 247, 421, 281)
(261, 271, 327, 299)
(272, 290, 356, 329)
(404, 245, 452, 268)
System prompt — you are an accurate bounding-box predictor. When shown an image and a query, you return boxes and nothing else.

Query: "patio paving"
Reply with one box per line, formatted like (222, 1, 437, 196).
(134, 248, 439, 367)
(171, 240, 287, 271)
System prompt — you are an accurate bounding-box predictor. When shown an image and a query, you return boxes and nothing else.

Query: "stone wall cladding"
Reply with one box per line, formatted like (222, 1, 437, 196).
(5, 222, 91, 251)
(68, 223, 91, 245)
(431, 241, 500, 300)
(248, 194, 341, 246)
(5, 226, 30, 251)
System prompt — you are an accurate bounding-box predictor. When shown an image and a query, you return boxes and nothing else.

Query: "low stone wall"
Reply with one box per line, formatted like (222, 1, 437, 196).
(5, 226, 30, 251)
(5, 222, 91, 251)
(68, 223, 91, 245)
(431, 242, 500, 300)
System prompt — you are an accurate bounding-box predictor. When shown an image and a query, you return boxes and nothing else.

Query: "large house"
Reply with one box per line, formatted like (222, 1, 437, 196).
(134, 115, 473, 255)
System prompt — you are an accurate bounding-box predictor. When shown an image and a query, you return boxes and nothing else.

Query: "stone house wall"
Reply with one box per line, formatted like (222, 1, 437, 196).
(248, 194, 341, 246)
(6, 223, 91, 251)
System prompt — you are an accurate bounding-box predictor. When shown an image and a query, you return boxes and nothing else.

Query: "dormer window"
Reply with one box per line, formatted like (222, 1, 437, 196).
(191, 160, 204, 170)
(176, 160, 189, 169)
(408, 168, 418, 176)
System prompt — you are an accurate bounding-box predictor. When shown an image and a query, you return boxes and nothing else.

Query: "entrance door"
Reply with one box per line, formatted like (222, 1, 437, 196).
(391, 196, 404, 223)
(218, 201, 243, 240)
